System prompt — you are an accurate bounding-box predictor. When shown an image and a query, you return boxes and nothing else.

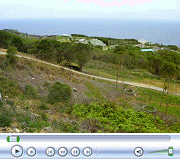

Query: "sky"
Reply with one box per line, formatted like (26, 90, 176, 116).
(0, 0, 180, 20)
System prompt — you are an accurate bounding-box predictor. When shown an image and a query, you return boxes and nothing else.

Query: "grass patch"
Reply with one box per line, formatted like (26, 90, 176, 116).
(136, 88, 180, 118)
(85, 82, 107, 102)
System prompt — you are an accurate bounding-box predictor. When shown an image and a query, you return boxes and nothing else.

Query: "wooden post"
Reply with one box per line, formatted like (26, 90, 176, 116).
(159, 79, 166, 112)
(165, 78, 170, 118)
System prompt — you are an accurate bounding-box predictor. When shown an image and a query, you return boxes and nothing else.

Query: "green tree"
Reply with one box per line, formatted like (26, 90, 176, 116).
(63, 43, 75, 66)
(72, 43, 92, 71)
(6, 46, 18, 64)
(10, 35, 25, 52)
(36, 39, 55, 61)
(0, 30, 12, 48)
(55, 42, 70, 64)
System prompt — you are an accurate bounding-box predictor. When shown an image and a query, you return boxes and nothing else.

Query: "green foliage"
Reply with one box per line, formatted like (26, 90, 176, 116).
(0, 77, 22, 98)
(0, 110, 12, 127)
(51, 119, 79, 133)
(156, 50, 180, 65)
(57, 42, 72, 64)
(72, 43, 92, 71)
(10, 35, 25, 52)
(36, 39, 55, 61)
(38, 103, 49, 110)
(0, 100, 3, 108)
(167, 45, 178, 51)
(47, 82, 72, 104)
(71, 34, 88, 37)
(6, 46, 18, 64)
(6, 100, 14, 106)
(72, 103, 171, 133)
(0, 30, 12, 48)
(39, 112, 48, 122)
(85, 82, 107, 102)
(24, 85, 38, 99)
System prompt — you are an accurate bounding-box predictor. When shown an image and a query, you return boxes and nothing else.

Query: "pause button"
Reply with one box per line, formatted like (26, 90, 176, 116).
(71, 147, 80, 157)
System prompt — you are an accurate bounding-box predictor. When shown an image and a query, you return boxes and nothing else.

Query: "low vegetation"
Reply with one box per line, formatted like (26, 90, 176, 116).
(0, 29, 180, 133)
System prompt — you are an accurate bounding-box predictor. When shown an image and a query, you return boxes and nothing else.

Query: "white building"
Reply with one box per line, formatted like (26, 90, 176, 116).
(89, 39, 107, 47)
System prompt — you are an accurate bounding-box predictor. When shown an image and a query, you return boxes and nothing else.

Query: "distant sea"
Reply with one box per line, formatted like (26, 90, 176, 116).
(0, 19, 180, 47)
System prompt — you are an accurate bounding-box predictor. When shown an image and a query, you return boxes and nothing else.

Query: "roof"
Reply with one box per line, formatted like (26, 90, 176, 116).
(90, 39, 107, 47)
(141, 49, 154, 52)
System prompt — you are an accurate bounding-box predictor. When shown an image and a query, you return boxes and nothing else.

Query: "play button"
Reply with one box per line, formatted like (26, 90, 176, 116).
(11, 145, 23, 157)
(134, 147, 144, 157)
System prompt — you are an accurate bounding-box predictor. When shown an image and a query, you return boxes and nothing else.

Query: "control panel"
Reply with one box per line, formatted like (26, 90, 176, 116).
(0, 134, 180, 158)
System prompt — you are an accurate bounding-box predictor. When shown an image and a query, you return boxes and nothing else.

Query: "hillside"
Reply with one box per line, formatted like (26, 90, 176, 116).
(0, 52, 180, 133)
(0, 30, 180, 133)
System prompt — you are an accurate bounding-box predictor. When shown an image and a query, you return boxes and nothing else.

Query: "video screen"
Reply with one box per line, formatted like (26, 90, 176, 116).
(0, 0, 180, 134)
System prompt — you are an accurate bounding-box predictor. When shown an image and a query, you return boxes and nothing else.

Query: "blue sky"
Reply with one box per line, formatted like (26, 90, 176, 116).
(0, 0, 180, 20)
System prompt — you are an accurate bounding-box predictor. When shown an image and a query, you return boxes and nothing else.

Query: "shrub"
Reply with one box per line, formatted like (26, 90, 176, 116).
(24, 85, 38, 99)
(0, 100, 3, 108)
(47, 82, 71, 104)
(6, 46, 18, 64)
(0, 112, 12, 127)
(38, 103, 49, 110)
(6, 100, 14, 106)
(72, 103, 168, 133)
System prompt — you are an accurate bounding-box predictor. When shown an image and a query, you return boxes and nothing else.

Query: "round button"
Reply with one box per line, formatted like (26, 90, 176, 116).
(27, 147, 36, 157)
(84, 147, 92, 157)
(134, 147, 144, 157)
(71, 147, 80, 157)
(46, 147, 55, 157)
(59, 147, 68, 157)
(11, 145, 23, 158)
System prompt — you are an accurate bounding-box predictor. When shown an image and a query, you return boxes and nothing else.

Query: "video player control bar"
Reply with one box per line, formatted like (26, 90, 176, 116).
(0, 134, 180, 159)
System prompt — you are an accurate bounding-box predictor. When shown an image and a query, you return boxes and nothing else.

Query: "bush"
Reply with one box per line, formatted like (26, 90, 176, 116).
(0, 100, 3, 108)
(0, 112, 12, 127)
(47, 82, 72, 104)
(38, 103, 49, 110)
(6, 46, 18, 64)
(72, 103, 168, 133)
(24, 85, 38, 99)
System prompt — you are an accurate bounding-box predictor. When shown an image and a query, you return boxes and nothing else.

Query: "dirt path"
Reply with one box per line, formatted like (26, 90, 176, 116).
(1, 51, 179, 96)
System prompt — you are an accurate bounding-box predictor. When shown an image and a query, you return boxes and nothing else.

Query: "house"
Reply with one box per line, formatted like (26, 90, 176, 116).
(61, 34, 72, 38)
(141, 49, 154, 52)
(78, 39, 89, 44)
(89, 39, 107, 47)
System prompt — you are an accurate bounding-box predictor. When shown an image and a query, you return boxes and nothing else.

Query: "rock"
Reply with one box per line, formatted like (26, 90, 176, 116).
(73, 88, 77, 92)
(30, 112, 40, 121)
(14, 128, 20, 133)
(22, 121, 27, 125)
(1, 128, 6, 132)
(40, 127, 53, 133)
(124, 89, 136, 96)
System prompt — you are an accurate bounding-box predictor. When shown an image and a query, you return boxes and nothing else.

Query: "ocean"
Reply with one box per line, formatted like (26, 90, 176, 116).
(0, 19, 180, 47)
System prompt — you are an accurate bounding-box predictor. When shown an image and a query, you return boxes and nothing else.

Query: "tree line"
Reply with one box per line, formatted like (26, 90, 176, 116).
(0, 30, 92, 71)
(1, 30, 180, 76)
